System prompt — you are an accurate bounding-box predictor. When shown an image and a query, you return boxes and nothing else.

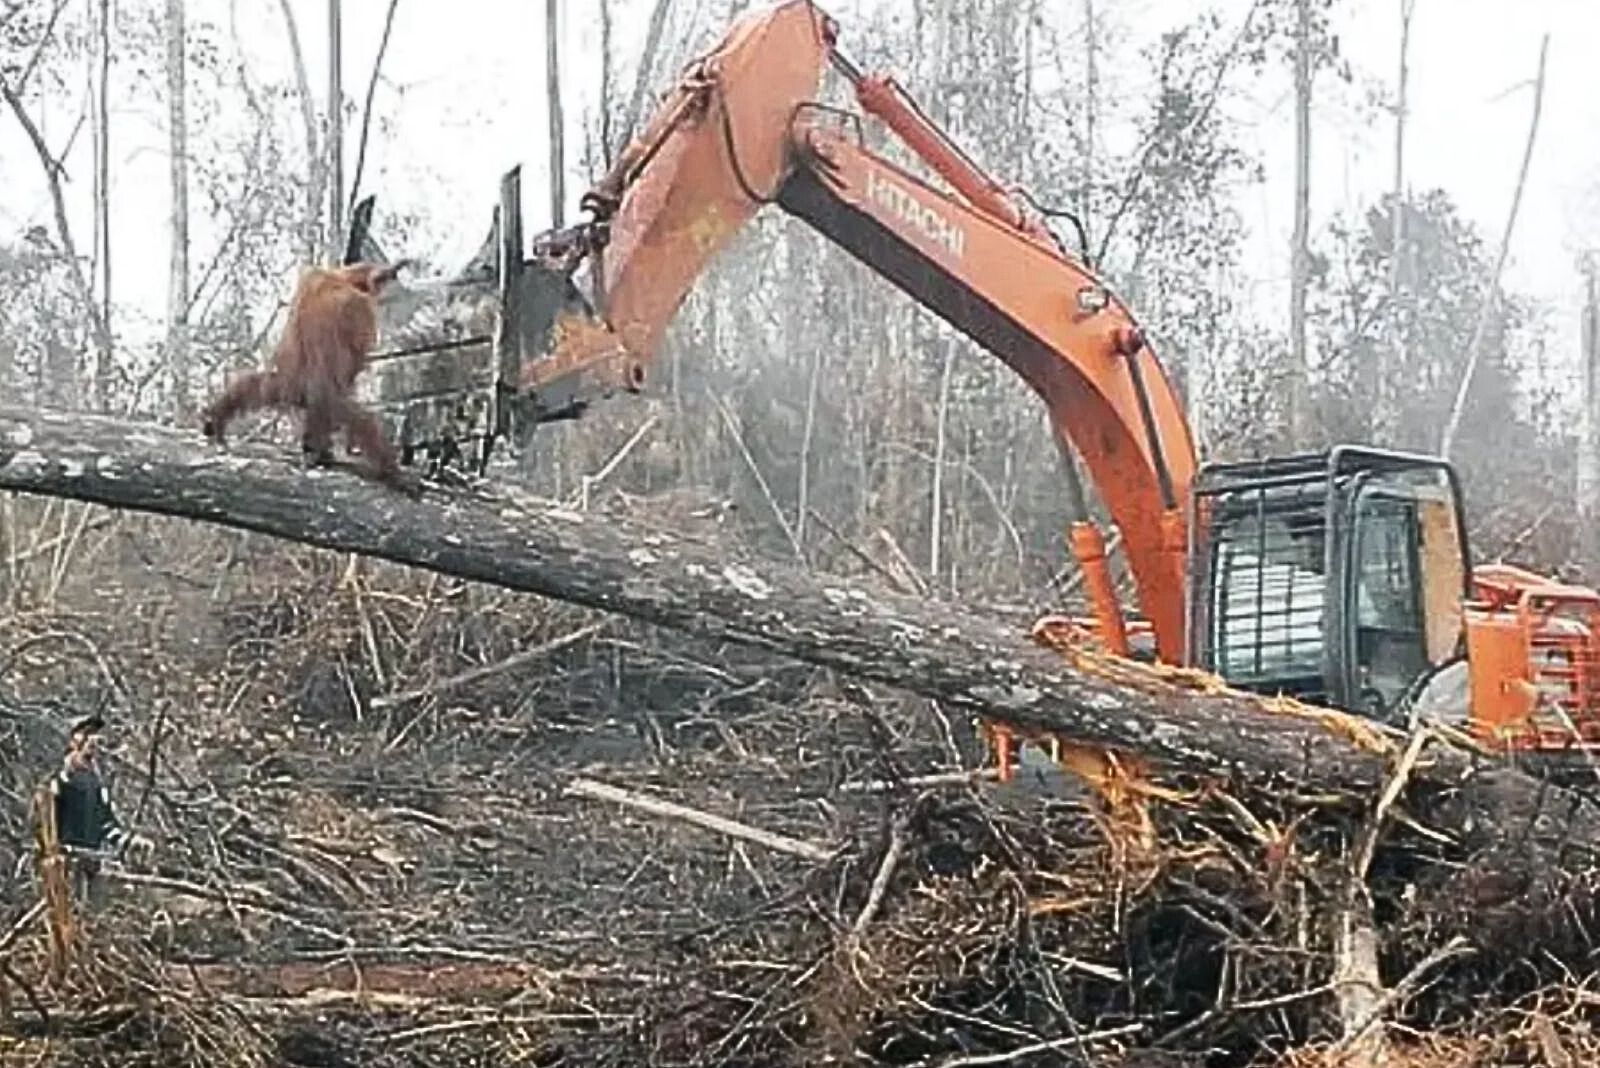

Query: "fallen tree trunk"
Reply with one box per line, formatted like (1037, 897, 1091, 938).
(0, 407, 1593, 820)
(3, 407, 1397, 792)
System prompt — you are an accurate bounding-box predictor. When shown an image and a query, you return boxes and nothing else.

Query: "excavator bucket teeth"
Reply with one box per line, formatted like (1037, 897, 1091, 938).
(348, 167, 623, 477)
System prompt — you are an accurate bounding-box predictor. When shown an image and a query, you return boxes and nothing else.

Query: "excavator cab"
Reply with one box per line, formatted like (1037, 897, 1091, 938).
(1184, 446, 1472, 724)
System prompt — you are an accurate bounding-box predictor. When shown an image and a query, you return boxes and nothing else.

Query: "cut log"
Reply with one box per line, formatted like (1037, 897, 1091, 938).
(565, 776, 836, 862)
(0, 407, 1593, 827)
(1, 406, 1398, 794)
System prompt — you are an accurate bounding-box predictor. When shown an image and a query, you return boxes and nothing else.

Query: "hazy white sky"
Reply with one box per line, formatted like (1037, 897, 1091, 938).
(1238, 0, 1600, 348)
(4, 0, 1598, 385)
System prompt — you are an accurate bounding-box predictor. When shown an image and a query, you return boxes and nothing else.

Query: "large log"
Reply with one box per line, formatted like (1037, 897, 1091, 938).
(8, 404, 1600, 971)
(0, 406, 1584, 819)
(1, 406, 1395, 792)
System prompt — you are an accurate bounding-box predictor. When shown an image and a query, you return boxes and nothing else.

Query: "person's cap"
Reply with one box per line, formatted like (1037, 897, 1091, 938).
(68, 714, 106, 738)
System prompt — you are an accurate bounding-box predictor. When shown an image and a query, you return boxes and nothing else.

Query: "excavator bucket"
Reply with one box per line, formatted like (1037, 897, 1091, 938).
(349, 166, 619, 476)
(515, 0, 835, 413)
(352, 2, 835, 478)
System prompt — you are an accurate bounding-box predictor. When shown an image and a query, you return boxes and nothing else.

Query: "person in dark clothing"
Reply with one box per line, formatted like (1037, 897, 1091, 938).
(48, 716, 150, 903)
(55, 717, 118, 848)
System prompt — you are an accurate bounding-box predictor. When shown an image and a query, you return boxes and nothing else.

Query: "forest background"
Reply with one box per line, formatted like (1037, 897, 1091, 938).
(4, 0, 1600, 600)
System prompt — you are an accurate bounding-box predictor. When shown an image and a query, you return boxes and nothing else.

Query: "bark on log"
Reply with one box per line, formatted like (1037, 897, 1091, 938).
(0, 407, 1397, 792)
(0, 405, 1589, 830)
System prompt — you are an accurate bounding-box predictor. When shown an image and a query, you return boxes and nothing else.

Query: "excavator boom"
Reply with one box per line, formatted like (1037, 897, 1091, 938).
(518, 1, 837, 406)
(507, 0, 1198, 659)
(775, 105, 1195, 659)
(344, 0, 1600, 769)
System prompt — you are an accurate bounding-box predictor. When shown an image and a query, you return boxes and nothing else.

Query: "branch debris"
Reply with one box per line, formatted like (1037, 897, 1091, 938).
(0, 410, 1599, 1065)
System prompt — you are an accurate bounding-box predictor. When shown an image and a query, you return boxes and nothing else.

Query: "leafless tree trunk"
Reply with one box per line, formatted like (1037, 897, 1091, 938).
(166, 0, 190, 422)
(1190, 259, 1223, 453)
(1578, 255, 1599, 572)
(1019, 0, 1037, 142)
(346, 0, 402, 223)
(546, 0, 565, 227)
(930, 337, 955, 585)
(614, 0, 674, 157)
(597, 0, 614, 167)
(1439, 34, 1548, 461)
(276, 0, 323, 263)
(792, 236, 821, 550)
(1288, 0, 1312, 447)
(1380, 0, 1416, 442)
(1081, 0, 1096, 252)
(92, 0, 113, 410)
(326, 0, 344, 255)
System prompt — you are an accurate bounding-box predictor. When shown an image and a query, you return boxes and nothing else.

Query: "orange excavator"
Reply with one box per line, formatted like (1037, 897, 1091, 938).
(347, 0, 1600, 775)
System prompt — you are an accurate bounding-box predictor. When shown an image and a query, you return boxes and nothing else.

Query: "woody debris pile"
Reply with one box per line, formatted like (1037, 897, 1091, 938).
(0, 451, 1599, 1066)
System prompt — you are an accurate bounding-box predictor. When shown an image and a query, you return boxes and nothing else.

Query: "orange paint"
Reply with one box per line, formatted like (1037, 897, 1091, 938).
(510, 0, 1600, 766)
(1467, 565, 1600, 749)
(1069, 521, 1130, 657)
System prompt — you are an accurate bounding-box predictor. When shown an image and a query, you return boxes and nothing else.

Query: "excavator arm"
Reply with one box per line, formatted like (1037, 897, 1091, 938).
(302, 0, 1600, 774)
(516, 0, 1198, 660)
(352, 0, 1197, 661)
(778, 91, 1198, 662)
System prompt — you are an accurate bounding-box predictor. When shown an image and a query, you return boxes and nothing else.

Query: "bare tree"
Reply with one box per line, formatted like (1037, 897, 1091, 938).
(790, 235, 823, 552)
(597, 0, 614, 166)
(1288, 0, 1312, 446)
(930, 336, 955, 585)
(546, 0, 565, 227)
(1081, 0, 1097, 252)
(327, 0, 344, 254)
(1577, 253, 1598, 571)
(93, 0, 113, 409)
(1379, 0, 1417, 441)
(276, 0, 324, 263)
(346, 0, 402, 221)
(614, 0, 674, 158)
(166, 0, 190, 421)
(1439, 34, 1548, 461)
